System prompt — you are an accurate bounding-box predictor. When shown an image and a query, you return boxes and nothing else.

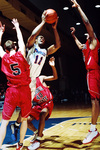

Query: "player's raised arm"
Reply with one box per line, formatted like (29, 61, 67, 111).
(11, 18, 25, 57)
(47, 18, 61, 55)
(70, 27, 84, 50)
(71, 0, 95, 41)
(0, 21, 6, 58)
(26, 11, 46, 49)
(40, 56, 58, 82)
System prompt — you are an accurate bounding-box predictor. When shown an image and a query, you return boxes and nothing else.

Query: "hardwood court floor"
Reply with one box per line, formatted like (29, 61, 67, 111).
(1, 102, 100, 150)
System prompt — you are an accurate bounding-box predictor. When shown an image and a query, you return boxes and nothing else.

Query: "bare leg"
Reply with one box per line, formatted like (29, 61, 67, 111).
(91, 99, 99, 124)
(82, 99, 100, 144)
(19, 118, 27, 143)
(28, 108, 49, 150)
(0, 119, 9, 148)
(38, 108, 49, 137)
(27, 116, 37, 132)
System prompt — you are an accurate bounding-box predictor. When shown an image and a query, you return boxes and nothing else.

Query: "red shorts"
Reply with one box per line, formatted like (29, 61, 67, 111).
(2, 85, 32, 120)
(87, 69, 100, 100)
(30, 100, 54, 120)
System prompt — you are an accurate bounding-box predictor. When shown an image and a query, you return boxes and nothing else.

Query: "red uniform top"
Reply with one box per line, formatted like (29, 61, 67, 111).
(82, 38, 100, 70)
(33, 77, 53, 106)
(1, 51, 31, 87)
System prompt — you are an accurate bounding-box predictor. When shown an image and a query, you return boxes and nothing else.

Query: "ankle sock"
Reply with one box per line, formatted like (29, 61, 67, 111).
(36, 136, 42, 141)
(34, 130, 38, 134)
(90, 124, 96, 132)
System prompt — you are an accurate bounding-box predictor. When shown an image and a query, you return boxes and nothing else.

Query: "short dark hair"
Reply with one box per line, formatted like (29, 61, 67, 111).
(4, 40, 15, 51)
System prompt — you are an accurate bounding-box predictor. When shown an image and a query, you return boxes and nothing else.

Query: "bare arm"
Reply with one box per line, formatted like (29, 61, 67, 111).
(26, 11, 46, 48)
(47, 18, 61, 55)
(40, 56, 58, 82)
(0, 21, 6, 58)
(70, 27, 84, 50)
(71, 0, 95, 41)
(0, 22, 5, 45)
(11, 18, 26, 57)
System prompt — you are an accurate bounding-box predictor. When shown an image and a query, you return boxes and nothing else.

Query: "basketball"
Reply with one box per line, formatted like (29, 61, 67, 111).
(45, 9, 57, 24)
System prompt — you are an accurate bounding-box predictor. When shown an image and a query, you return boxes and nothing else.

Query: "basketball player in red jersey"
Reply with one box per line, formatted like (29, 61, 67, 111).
(0, 19, 31, 150)
(27, 56, 58, 150)
(70, 0, 100, 144)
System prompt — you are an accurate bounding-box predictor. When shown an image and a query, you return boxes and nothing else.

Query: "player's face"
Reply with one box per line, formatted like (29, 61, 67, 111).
(37, 36, 45, 45)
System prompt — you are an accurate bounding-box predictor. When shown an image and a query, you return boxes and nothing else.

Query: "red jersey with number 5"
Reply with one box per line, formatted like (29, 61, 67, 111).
(1, 51, 31, 87)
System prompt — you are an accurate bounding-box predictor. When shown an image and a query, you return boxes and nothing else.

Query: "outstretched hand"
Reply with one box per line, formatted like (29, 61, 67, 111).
(70, 27, 76, 35)
(71, 0, 79, 8)
(11, 18, 19, 29)
(49, 56, 55, 66)
(41, 10, 47, 23)
(0, 21, 5, 36)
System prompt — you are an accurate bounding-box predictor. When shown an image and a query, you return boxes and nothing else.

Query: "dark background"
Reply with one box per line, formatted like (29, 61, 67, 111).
(0, 0, 100, 104)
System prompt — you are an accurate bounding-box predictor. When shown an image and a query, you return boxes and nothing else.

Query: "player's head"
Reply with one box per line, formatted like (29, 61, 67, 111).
(4, 40, 17, 53)
(84, 32, 96, 41)
(35, 35, 45, 46)
(84, 33, 89, 40)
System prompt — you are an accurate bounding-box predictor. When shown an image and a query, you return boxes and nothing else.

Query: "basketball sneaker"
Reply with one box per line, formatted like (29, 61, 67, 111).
(10, 123, 19, 141)
(28, 140, 40, 150)
(82, 129, 99, 144)
(16, 142, 23, 150)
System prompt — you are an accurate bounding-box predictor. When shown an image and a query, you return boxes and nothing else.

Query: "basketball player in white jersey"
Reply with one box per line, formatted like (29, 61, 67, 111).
(10, 10, 61, 141)
(26, 10, 61, 99)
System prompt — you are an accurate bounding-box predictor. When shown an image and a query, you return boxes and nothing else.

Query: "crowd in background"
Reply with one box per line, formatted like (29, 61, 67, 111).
(0, 83, 6, 101)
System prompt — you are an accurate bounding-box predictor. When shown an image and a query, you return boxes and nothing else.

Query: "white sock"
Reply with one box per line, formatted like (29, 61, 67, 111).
(36, 136, 42, 141)
(90, 124, 96, 131)
(34, 130, 38, 134)
(15, 122, 20, 127)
